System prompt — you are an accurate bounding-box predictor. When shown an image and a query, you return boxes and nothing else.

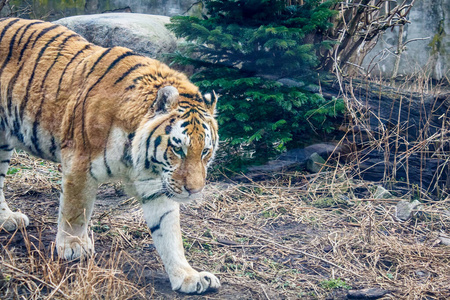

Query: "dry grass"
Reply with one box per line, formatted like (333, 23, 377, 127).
(1, 151, 449, 299)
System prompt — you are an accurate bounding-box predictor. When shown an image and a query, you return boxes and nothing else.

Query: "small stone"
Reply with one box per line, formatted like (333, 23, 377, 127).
(395, 200, 421, 222)
(306, 152, 326, 173)
(373, 186, 392, 199)
(277, 78, 305, 88)
(323, 245, 333, 253)
(347, 287, 390, 299)
(414, 270, 428, 277)
(304, 84, 321, 93)
(438, 235, 450, 246)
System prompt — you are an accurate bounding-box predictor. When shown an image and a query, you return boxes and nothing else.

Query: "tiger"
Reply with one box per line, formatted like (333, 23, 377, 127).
(0, 18, 220, 294)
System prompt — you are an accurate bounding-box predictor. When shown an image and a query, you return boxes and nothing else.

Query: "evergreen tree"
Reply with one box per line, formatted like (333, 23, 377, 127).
(167, 0, 345, 167)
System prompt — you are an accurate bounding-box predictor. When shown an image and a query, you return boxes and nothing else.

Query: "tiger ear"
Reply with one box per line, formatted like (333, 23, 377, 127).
(155, 86, 179, 113)
(203, 90, 218, 114)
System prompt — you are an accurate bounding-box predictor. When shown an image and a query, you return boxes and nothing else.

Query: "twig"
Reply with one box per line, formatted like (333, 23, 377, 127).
(260, 283, 271, 300)
(2, 261, 70, 298)
(235, 231, 363, 278)
(0, 0, 8, 12)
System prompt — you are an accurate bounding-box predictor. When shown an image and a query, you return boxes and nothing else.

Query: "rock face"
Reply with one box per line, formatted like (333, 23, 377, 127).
(0, 0, 200, 21)
(54, 13, 177, 58)
(362, 0, 449, 80)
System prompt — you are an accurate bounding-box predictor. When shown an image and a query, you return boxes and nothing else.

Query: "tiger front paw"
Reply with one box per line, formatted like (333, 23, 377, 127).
(56, 232, 94, 260)
(0, 211, 29, 232)
(171, 268, 220, 294)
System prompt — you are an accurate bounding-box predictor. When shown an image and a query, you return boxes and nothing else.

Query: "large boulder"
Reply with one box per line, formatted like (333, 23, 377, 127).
(53, 13, 177, 58)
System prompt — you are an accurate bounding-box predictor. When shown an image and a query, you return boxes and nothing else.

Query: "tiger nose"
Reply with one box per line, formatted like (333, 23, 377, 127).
(185, 186, 203, 195)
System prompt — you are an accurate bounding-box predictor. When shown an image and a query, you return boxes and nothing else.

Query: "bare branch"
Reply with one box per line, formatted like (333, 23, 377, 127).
(0, 0, 9, 13)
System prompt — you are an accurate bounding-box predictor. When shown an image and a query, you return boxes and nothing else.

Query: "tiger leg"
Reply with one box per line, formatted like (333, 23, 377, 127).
(142, 197, 220, 294)
(0, 133, 29, 231)
(56, 167, 97, 260)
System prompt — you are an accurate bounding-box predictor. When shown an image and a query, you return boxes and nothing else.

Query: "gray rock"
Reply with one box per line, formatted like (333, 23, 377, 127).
(246, 143, 340, 174)
(306, 152, 326, 173)
(304, 84, 321, 93)
(395, 200, 421, 222)
(276, 78, 305, 88)
(373, 186, 392, 199)
(54, 13, 177, 58)
(347, 287, 390, 299)
(246, 160, 300, 173)
(278, 143, 340, 162)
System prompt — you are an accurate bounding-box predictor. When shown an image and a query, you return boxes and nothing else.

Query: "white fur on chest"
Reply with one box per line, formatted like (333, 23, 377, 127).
(89, 126, 131, 182)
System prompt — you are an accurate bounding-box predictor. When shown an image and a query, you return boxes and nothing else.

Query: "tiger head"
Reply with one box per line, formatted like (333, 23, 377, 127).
(131, 86, 218, 203)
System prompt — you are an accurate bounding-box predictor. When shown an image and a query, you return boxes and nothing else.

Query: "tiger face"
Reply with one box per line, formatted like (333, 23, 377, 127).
(131, 86, 218, 203)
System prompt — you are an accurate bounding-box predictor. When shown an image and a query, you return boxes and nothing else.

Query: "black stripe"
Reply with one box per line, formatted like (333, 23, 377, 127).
(89, 164, 98, 181)
(179, 93, 194, 99)
(114, 63, 146, 85)
(133, 75, 144, 83)
(0, 145, 11, 150)
(30, 24, 59, 49)
(148, 210, 174, 231)
(151, 156, 168, 167)
(40, 33, 78, 89)
(79, 51, 142, 146)
(86, 48, 113, 78)
(16, 21, 43, 47)
(18, 29, 39, 63)
(144, 119, 169, 169)
(0, 173, 5, 178)
(19, 31, 64, 121)
(103, 51, 141, 79)
(0, 23, 27, 77)
(31, 33, 78, 156)
(120, 133, 134, 167)
(142, 190, 165, 205)
(133, 72, 158, 83)
(6, 63, 24, 116)
(55, 44, 91, 99)
(0, 18, 20, 44)
(104, 147, 112, 176)
(6, 25, 41, 115)
(12, 107, 23, 143)
(50, 136, 57, 159)
(103, 125, 113, 176)
(163, 147, 169, 161)
(0, 160, 10, 164)
(152, 135, 163, 165)
(165, 125, 172, 134)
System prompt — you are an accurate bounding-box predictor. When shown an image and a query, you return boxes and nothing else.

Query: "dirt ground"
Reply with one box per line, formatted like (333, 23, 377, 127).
(1, 152, 449, 299)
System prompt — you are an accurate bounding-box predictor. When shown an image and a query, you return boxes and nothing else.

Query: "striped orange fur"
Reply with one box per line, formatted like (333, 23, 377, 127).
(0, 18, 220, 294)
